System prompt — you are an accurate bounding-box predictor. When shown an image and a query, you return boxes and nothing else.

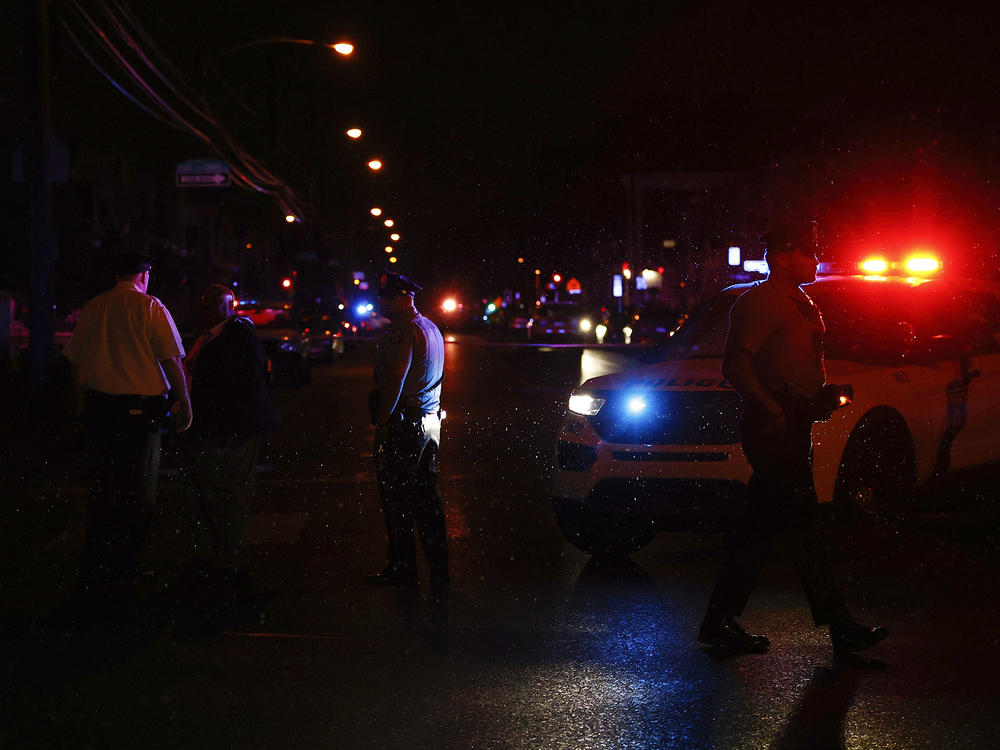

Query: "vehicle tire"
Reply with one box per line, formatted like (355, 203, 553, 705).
(833, 410, 916, 520)
(552, 498, 656, 555)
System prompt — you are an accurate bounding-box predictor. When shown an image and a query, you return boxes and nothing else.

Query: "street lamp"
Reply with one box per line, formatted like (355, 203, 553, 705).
(370, 207, 382, 216)
(389, 233, 400, 241)
(346, 128, 362, 139)
(367, 159, 383, 171)
(383, 218, 394, 228)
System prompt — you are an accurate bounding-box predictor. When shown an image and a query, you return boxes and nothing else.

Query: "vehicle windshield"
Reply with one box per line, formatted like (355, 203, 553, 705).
(659, 292, 738, 360)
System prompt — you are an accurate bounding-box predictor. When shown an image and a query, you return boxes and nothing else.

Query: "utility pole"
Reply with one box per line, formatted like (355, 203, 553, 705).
(26, 0, 57, 392)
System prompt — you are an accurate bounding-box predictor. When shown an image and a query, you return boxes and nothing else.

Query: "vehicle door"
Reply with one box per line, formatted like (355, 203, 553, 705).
(936, 288, 1000, 471)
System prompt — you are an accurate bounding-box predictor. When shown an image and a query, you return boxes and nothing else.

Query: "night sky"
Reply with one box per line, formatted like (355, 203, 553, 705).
(10, 1, 1000, 295)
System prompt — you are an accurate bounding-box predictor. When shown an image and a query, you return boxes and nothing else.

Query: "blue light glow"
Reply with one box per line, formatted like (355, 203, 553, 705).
(626, 396, 647, 414)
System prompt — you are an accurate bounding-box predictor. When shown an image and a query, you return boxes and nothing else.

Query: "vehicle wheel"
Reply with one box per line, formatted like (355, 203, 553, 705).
(833, 410, 916, 520)
(552, 498, 656, 555)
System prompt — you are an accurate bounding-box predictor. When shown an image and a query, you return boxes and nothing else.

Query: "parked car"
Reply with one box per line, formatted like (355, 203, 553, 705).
(528, 302, 582, 341)
(236, 302, 311, 386)
(551, 254, 1000, 553)
(301, 313, 346, 360)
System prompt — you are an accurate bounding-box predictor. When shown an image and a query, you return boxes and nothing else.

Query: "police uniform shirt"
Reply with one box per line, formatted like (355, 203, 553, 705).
(373, 308, 444, 424)
(65, 280, 185, 396)
(725, 276, 826, 401)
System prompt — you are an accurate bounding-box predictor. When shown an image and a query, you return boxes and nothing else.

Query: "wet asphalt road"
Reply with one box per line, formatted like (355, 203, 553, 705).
(4, 335, 1000, 748)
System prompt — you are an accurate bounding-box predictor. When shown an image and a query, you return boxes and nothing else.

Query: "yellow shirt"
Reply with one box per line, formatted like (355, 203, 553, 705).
(64, 281, 185, 396)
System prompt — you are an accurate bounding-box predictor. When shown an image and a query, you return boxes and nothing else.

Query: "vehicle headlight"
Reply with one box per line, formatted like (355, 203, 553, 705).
(579, 318, 592, 332)
(568, 392, 606, 416)
(279, 340, 299, 353)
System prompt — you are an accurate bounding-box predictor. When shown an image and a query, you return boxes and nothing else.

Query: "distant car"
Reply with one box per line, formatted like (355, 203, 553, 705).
(629, 302, 685, 345)
(301, 313, 346, 360)
(236, 303, 311, 386)
(506, 305, 534, 339)
(529, 302, 582, 340)
(552, 255, 1000, 554)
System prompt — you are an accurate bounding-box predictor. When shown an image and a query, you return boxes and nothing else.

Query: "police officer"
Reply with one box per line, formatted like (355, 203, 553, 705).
(698, 224, 888, 654)
(65, 248, 192, 596)
(367, 272, 448, 587)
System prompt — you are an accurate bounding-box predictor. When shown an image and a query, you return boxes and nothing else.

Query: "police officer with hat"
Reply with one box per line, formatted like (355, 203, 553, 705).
(697, 222, 888, 655)
(65, 245, 192, 597)
(367, 271, 448, 587)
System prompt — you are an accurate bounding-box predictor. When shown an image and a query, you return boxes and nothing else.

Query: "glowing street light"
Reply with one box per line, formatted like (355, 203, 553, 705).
(384, 246, 394, 253)
(368, 159, 383, 171)
(383, 219, 394, 228)
(388, 256, 398, 264)
(331, 42, 354, 56)
(370, 207, 382, 216)
(346, 128, 362, 139)
(389, 233, 400, 241)
(284, 214, 297, 223)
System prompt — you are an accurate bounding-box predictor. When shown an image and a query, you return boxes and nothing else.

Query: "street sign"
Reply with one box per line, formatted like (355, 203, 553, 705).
(176, 158, 231, 187)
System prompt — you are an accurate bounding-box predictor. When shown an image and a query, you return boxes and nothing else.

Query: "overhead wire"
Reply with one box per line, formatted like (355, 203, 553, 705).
(59, 0, 314, 222)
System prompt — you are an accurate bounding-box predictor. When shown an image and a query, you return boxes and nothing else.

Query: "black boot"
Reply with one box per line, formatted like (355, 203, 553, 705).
(830, 619, 888, 653)
(698, 614, 770, 652)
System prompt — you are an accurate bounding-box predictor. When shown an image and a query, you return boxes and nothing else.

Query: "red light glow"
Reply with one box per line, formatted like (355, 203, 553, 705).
(905, 256, 939, 273)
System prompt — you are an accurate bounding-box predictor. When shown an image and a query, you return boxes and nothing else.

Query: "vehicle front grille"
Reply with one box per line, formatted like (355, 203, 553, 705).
(588, 390, 741, 445)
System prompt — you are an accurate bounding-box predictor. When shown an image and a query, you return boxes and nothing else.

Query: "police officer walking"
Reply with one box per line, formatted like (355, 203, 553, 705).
(65, 248, 192, 598)
(698, 224, 888, 655)
(367, 272, 448, 587)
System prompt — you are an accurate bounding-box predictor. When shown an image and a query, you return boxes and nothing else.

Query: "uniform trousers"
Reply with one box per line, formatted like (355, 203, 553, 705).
(184, 433, 261, 571)
(79, 393, 165, 586)
(706, 405, 850, 626)
(375, 413, 448, 579)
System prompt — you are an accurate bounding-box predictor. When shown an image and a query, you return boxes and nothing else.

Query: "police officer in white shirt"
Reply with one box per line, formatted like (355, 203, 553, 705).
(367, 272, 448, 587)
(64, 248, 192, 596)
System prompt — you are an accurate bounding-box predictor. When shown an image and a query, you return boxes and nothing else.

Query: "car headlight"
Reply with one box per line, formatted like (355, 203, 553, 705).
(279, 340, 299, 353)
(579, 318, 592, 332)
(568, 392, 606, 416)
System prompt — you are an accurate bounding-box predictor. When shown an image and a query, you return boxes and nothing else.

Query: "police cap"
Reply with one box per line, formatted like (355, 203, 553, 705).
(377, 271, 423, 297)
(763, 222, 819, 257)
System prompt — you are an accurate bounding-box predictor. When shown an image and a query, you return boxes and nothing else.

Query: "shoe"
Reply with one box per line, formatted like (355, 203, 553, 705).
(698, 615, 770, 652)
(366, 567, 418, 586)
(830, 619, 888, 653)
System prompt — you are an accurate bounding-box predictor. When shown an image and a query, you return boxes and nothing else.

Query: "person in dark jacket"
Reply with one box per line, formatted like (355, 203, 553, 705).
(183, 284, 276, 589)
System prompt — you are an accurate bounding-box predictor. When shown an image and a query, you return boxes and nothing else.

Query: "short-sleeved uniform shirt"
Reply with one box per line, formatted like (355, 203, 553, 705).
(64, 281, 185, 396)
(725, 277, 826, 401)
(373, 307, 444, 424)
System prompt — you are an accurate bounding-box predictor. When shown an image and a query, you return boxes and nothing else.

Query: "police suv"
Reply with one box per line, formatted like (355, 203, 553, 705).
(551, 255, 1000, 553)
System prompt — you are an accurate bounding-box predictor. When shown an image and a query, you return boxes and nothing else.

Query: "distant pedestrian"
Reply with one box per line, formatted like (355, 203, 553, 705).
(182, 284, 276, 594)
(698, 223, 888, 655)
(367, 272, 448, 588)
(64, 248, 192, 597)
